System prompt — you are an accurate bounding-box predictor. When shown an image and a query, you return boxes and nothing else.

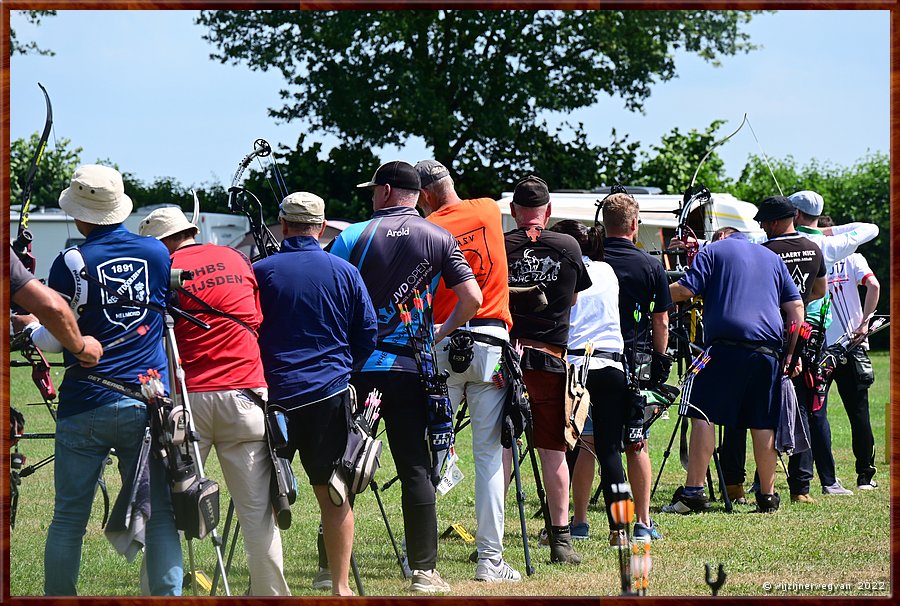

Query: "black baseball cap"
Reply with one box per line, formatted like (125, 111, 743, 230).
(512, 175, 550, 207)
(414, 160, 451, 188)
(754, 196, 797, 222)
(356, 160, 421, 191)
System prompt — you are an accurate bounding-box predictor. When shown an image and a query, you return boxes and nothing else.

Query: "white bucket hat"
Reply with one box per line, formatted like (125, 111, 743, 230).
(58, 164, 133, 225)
(138, 206, 200, 240)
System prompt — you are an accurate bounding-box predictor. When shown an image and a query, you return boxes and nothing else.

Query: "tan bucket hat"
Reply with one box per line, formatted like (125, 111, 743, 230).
(58, 164, 133, 225)
(279, 191, 325, 223)
(138, 206, 200, 240)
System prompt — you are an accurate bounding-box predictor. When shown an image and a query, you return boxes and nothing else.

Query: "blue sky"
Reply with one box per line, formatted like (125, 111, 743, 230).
(8, 10, 890, 193)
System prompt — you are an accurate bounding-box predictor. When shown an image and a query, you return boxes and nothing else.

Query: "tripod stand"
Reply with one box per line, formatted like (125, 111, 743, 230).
(650, 319, 732, 512)
(162, 312, 232, 595)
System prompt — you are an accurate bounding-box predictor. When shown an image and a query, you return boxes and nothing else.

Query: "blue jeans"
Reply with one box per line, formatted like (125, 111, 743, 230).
(44, 397, 183, 596)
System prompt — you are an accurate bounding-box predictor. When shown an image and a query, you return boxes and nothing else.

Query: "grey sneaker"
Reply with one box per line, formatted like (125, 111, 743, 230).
(311, 567, 332, 591)
(822, 480, 854, 496)
(474, 558, 522, 583)
(409, 569, 451, 593)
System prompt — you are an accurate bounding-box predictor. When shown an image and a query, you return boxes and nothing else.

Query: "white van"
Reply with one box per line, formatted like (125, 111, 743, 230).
(495, 187, 764, 268)
(10, 205, 250, 280)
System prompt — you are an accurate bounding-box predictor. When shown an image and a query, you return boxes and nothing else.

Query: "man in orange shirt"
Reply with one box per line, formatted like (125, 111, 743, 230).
(416, 160, 521, 583)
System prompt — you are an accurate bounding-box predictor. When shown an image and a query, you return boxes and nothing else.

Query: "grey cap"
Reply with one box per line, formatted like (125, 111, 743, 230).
(788, 191, 824, 217)
(414, 160, 451, 188)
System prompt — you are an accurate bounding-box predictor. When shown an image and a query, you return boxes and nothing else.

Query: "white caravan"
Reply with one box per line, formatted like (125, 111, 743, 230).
(10, 205, 250, 280)
(495, 188, 764, 269)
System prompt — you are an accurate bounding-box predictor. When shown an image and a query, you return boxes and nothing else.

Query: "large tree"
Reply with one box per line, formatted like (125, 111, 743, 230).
(10, 10, 56, 56)
(198, 10, 760, 193)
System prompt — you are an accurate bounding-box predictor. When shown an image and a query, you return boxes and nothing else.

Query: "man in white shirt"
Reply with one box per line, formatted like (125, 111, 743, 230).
(818, 216, 881, 490)
(786, 191, 879, 499)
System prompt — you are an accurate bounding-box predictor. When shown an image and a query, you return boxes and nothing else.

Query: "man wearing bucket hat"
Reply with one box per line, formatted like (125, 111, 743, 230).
(783, 190, 880, 501)
(331, 161, 482, 593)
(139, 207, 289, 595)
(36, 165, 183, 595)
(718, 196, 827, 505)
(255, 192, 378, 597)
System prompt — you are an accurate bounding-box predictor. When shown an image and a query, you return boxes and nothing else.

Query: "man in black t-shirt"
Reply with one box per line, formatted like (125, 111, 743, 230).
(504, 175, 591, 564)
(601, 193, 672, 539)
(758, 197, 827, 305)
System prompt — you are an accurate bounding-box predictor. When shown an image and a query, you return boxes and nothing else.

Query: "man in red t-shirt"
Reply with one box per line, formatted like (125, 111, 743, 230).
(139, 207, 289, 596)
(416, 160, 520, 583)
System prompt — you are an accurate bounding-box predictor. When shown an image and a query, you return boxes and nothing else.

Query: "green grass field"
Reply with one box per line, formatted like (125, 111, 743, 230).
(7, 352, 891, 596)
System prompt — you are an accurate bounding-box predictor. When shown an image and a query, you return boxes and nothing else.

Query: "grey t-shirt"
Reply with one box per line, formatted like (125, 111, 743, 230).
(10, 246, 36, 296)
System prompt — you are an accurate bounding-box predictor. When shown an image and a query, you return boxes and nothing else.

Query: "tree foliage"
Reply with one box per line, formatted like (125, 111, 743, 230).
(634, 121, 731, 194)
(10, 134, 81, 210)
(197, 9, 760, 190)
(10, 10, 56, 56)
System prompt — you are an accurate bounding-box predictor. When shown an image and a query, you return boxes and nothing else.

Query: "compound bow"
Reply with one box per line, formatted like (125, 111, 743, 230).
(227, 139, 287, 260)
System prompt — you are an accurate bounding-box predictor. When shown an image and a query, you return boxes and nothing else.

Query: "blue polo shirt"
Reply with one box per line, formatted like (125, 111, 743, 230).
(677, 232, 800, 347)
(254, 235, 377, 406)
(47, 224, 171, 417)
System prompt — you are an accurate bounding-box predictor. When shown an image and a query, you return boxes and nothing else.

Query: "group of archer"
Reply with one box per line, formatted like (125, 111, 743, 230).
(661, 190, 882, 516)
(8, 154, 884, 596)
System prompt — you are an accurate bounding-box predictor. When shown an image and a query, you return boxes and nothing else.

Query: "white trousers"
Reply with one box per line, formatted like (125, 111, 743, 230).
(436, 326, 509, 561)
(189, 389, 290, 596)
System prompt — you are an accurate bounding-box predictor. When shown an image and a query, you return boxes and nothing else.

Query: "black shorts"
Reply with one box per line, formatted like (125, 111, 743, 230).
(680, 343, 780, 430)
(279, 390, 349, 486)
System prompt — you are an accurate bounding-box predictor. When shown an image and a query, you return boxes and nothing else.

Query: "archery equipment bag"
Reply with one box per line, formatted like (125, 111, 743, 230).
(171, 474, 221, 541)
(328, 387, 383, 507)
(446, 330, 475, 373)
(239, 389, 297, 530)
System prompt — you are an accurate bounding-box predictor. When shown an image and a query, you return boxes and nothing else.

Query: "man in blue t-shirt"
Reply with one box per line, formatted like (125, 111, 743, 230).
(663, 230, 804, 515)
(24, 165, 183, 596)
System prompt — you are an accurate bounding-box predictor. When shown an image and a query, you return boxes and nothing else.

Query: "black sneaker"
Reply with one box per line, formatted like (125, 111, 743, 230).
(755, 491, 780, 513)
(857, 476, 878, 491)
(661, 486, 710, 514)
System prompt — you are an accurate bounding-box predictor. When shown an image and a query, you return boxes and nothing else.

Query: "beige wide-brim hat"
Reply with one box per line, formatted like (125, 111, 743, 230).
(138, 206, 200, 240)
(58, 164, 133, 225)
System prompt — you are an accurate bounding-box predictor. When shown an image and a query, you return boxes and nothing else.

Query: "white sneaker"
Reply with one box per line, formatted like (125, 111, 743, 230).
(474, 558, 522, 583)
(409, 569, 451, 593)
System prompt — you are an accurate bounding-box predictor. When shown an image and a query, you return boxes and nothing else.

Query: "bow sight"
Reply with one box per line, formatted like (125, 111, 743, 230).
(592, 182, 629, 227)
(227, 138, 284, 260)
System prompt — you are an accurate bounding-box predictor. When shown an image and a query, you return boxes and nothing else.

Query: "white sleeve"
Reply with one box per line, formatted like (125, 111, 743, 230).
(28, 322, 65, 353)
(821, 222, 879, 267)
(851, 253, 874, 283)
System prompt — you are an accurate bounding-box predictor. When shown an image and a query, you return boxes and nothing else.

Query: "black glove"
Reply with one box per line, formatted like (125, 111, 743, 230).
(649, 351, 674, 387)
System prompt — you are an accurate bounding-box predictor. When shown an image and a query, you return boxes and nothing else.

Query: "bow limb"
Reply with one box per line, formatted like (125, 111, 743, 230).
(689, 113, 747, 192)
(13, 83, 53, 274)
